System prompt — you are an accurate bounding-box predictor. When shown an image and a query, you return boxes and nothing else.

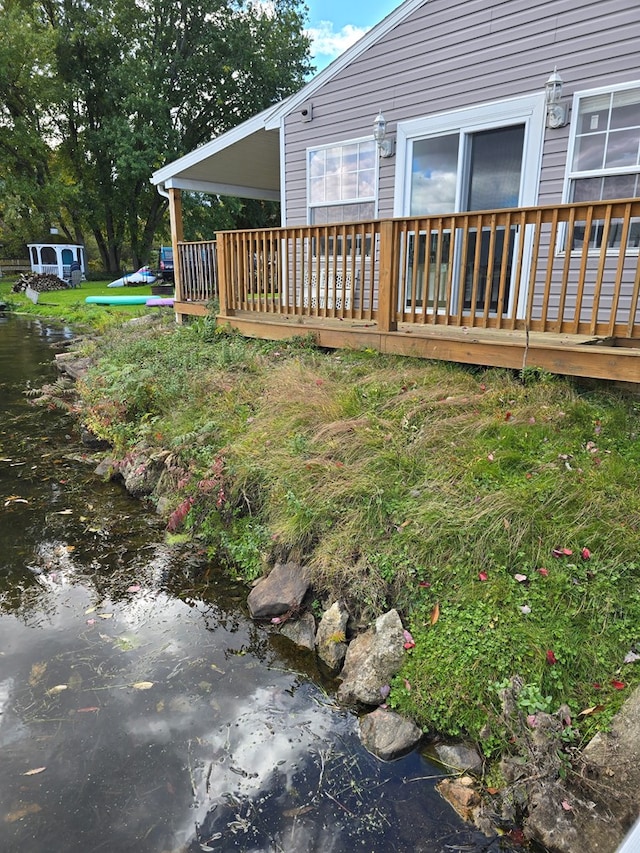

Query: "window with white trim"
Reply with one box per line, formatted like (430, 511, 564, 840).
(307, 139, 376, 225)
(568, 84, 640, 249)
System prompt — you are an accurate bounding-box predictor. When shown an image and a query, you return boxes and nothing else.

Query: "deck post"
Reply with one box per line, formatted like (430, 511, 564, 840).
(216, 233, 232, 317)
(167, 188, 183, 308)
(377, 220, 397, 332)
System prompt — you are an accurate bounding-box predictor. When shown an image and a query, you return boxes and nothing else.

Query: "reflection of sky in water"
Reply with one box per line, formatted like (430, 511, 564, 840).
(0, 544, 493, 853)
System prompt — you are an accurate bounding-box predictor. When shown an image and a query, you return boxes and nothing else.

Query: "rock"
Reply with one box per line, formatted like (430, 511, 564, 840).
(315, 601, 349, 671)
(155, 496, 172, 517)
(81, 428, 110, 450)
(359, 707, 422, 760)
(246, 561, 310, 620)
(118, 451, 168, 497)
(94, 457, 117, 478)
(433, 742, 484, 776)
(336, 609, 405, 705)
(280, 611, 316, 651)
(437, 777, 481, 822)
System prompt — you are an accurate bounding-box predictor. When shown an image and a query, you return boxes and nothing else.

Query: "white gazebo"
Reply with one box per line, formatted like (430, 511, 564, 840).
(27, 240, 86, 282)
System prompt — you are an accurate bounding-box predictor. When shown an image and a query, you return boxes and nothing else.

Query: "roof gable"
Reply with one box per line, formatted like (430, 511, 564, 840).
(264, 0, 428, 129)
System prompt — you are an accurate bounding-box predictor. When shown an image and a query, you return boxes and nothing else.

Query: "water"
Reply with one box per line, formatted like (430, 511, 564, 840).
(0, 314, 509, 852)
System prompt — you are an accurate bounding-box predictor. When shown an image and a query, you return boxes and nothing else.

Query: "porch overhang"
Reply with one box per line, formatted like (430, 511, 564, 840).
(150, 105, 285, 202)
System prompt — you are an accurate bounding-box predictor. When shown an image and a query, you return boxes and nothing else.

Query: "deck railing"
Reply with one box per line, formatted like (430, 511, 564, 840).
(177, 239, 218, 303)
(184, 199, 640, 339)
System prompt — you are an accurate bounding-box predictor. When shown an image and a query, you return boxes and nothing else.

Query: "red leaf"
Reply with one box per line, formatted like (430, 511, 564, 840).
(505, 411, 513, 421)
(418, 581, 431, 588)
(478, 571, 488, 581)
(537, 567, 549, 576)
(581, 547, 591, 560)
(546, 650, 557, 665)
(403, 641, 415, 650)
(611, 679, 626, 690)
(552, 547, 573, 558)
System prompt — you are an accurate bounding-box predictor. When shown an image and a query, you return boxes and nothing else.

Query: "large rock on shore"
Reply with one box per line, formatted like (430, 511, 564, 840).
(337, 609, 405, 706)
(359, 708, 422, 760)
(315, 601, 349, 671)
(247, 561, 310, 619)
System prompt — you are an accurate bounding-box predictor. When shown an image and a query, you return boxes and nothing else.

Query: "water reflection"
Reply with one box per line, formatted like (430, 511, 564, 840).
(0, 316, 508, 852)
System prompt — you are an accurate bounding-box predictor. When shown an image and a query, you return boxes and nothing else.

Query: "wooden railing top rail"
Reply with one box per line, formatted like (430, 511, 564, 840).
(214, 199, 640, 237)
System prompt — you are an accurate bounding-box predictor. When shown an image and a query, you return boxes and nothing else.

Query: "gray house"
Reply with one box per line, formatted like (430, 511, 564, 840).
(151, 0, 640, 382)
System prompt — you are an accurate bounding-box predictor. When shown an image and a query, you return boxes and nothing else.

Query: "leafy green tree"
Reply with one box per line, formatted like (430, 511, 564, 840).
(0, 0, 311, 270)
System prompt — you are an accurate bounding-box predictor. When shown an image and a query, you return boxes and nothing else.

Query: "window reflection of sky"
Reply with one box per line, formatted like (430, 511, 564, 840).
(309, 141, 376, 205)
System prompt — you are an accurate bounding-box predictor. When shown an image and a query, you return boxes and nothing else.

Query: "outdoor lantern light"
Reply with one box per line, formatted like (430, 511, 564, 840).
(545, 67, 568, 129)
(373, 111, 394, 157)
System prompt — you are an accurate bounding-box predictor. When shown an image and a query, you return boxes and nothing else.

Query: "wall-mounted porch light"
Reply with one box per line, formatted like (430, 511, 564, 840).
(545, 67, 568, 129)
(373, 111, 394, 157)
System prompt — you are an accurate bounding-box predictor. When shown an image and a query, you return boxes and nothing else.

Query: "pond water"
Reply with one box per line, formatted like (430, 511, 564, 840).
(0, 314, 513, 853)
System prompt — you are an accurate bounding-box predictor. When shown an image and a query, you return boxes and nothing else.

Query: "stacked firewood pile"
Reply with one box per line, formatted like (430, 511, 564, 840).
(12, 272, 69, 293)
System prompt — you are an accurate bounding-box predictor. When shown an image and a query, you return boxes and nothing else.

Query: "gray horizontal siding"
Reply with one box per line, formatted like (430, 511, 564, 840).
(284, 0, 640, 225)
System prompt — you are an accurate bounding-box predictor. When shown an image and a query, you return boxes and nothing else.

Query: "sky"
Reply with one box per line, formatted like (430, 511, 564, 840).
(304, 0, 401, 71)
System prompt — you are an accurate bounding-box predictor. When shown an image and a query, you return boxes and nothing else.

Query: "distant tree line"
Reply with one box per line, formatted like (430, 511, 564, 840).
(0, 0, 312, 271)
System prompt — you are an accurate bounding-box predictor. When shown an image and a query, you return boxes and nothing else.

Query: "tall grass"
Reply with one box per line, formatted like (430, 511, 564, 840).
(76, 318, 640, 751)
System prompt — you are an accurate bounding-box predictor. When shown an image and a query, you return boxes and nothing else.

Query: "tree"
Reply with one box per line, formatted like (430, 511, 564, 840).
(0, 0, 312, 270)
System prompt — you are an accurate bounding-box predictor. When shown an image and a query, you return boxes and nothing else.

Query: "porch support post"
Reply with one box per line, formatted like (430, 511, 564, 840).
(167, 188, 183, 304)
(216, 233, 232, 317)
(377, 219, 398, 332)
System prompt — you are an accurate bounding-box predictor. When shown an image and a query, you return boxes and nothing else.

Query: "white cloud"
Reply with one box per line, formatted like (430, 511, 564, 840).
(306, 21, 370, 63)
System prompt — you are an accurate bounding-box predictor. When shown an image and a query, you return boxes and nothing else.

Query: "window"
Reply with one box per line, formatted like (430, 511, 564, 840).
(307, 139, 376, 225)
(568, 84, 640, 249)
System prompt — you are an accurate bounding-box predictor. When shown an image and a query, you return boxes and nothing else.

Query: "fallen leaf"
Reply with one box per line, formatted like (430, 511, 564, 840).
(53, 509, 73, 515)
(403, 629, 415, 645)
(578, 704, 605, 717)
(546, 650, 557, 665)
(403, 678, 412, 691)
(581, 547, 591, 560)
(29, 662, 47, 686)
(430, 602, 440, 625)
(611, 679, 626, 690)
(418, 581, 431, 588)
(98, 613, 113, 619)
(527, 714, 538, 728)
(478, 571, 488, 581)
(22, 767, 46, 776)
(520, 605, 532, 615)
(624, 651, 640, 664)
(126, 584, 141, 593)
(487, 453, 495, 462)
(86, 618, 96, 626)
(514, 573, 527, 583)
(46, 684, 68, 695)
(85, 606, 96, 615)
(561, 800, 573, 812)
(379, 684, 391, 700)
(5, 803, 42, 822)
(76, 707, 99, 713)
(3, 496, 29, 506)
(131, 681, 154, 690)
(537, 567, 549, 576)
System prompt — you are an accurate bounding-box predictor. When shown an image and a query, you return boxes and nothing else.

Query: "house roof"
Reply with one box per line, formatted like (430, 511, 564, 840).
(150, 0, 427, 198)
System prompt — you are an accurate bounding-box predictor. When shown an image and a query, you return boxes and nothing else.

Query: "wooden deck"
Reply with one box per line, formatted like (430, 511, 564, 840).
(169, 196, 640, 382)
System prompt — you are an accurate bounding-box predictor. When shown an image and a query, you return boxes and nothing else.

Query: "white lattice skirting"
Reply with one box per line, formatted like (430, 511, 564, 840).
(302, 266, 355, 310)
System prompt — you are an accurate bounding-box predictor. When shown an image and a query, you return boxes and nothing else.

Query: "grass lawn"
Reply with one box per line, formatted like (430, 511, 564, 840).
(0, 276, 171, 330)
